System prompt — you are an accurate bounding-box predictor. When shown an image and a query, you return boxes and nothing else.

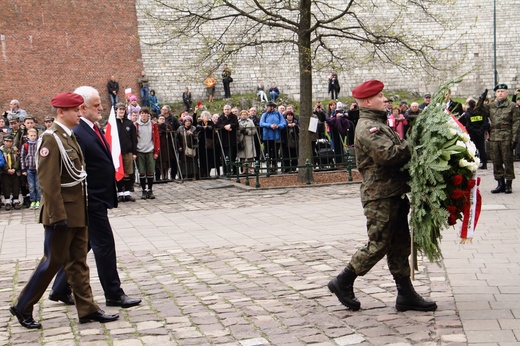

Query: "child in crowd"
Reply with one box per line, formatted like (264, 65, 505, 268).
(127, 95, 141, 120)
(21, 128, 41, 209)
(1, 135, 21, 210)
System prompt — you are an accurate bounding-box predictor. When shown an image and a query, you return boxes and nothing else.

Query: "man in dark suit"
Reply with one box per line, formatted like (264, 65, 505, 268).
(445, 89, 463, 118)
(9, 92, 119, 329)
(50, 86, 141, 309)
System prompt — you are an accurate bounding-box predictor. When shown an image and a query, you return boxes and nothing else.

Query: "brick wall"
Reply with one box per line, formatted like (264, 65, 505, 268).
(0, 0, 144, 121)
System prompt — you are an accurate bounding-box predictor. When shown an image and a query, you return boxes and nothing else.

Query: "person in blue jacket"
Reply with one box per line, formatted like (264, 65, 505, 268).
(260, 101, 286, 173)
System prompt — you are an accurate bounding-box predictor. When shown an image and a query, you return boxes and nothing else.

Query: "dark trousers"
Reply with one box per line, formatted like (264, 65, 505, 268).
(469, 132, 487, 165)
(16, 226, 98, 317)
(223, 81, 231, 98)
(52, 207, 124, 300)
(2, 173, 20, 199)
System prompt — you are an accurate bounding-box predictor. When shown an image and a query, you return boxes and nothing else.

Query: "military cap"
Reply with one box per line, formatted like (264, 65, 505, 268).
(3, 135, 13, 141)
(424, 93, 432, 98)
(115, 102, 126, 109)
(352, 80, 384, 99)
(51, 92, 84, 108)
(494, 83, 508, 91)
(44, 116, 54, 122)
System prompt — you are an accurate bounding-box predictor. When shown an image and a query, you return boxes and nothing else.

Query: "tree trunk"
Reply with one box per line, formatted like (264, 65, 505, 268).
(297, 0, 313, 183)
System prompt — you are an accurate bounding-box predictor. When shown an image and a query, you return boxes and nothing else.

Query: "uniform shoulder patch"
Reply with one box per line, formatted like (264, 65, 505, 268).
(369, 127, 379, 133)
(40, 147, 49, 157)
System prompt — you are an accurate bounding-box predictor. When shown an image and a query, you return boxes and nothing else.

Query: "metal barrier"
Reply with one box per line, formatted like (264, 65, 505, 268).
(137, 123, 356, 186)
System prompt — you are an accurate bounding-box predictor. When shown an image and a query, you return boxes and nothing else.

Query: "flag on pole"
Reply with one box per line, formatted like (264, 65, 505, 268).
(105, 107, 125, 181)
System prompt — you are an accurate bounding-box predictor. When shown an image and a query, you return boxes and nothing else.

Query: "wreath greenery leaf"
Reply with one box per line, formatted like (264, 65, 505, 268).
(406, 78, 479, 262)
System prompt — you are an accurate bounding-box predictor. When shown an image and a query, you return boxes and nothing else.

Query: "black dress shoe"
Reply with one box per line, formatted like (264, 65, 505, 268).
(49, 291, 75, 305)
(106, 294, 142, 308)
(124, 195, 136, 202)
(9, 306, 42, 329)
(79, 310, 119, 324)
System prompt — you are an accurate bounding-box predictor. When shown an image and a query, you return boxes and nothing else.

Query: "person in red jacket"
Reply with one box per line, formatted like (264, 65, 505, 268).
(135, 107, 160, 199)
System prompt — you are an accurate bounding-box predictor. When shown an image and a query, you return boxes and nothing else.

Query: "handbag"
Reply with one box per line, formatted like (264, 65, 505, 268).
(237, 137, 245, 150)
(184, 134, 196, 157)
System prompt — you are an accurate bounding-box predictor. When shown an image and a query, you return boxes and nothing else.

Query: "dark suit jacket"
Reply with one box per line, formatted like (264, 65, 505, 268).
(73, 119, 117, 210)
(447, 100, 463, 117)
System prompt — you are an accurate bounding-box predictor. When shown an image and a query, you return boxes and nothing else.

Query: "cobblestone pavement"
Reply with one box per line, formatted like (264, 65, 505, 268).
(1, 164, 519, 345)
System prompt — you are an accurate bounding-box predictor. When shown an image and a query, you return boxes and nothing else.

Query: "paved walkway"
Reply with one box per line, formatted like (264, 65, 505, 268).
(0, 164, 519, 345)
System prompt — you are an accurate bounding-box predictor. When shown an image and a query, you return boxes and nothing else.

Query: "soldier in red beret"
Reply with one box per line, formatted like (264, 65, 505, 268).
(328, 80, 437, 312)
(9, 92, 119, 329)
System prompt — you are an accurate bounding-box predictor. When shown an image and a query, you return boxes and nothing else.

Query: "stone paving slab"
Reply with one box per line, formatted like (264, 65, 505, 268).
(2, 240, 451, 345)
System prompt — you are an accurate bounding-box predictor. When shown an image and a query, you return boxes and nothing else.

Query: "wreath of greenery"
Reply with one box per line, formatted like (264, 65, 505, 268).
(406, 79, 479, 262)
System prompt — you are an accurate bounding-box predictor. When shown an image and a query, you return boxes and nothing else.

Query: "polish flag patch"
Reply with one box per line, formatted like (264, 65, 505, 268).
(369, 127, 378, 133)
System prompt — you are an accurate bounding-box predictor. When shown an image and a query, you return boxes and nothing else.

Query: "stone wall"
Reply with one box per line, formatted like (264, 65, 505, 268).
(136, 0, 520, 104)
(1, 0, 143, 119)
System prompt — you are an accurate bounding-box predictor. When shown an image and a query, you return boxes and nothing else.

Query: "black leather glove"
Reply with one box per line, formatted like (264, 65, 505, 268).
(481, 89, 488, 100)
(53, 220, 68, 231)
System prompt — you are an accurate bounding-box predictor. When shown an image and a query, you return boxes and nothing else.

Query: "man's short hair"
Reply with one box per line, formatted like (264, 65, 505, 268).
(140, 107, 151, 114)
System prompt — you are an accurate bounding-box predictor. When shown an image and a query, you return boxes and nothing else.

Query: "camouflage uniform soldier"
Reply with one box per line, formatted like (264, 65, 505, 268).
(476, 84, 520, 194)
(328, 80, 437, 312)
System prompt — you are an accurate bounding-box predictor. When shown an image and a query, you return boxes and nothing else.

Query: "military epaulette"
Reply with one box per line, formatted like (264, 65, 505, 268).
(43, 128, 57, 135)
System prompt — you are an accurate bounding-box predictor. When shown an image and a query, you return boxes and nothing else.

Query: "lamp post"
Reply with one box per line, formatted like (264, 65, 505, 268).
(493, 0, 497, 86)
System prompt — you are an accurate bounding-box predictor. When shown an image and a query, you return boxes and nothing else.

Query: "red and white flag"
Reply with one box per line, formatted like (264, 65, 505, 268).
(105, 107, 125, 181)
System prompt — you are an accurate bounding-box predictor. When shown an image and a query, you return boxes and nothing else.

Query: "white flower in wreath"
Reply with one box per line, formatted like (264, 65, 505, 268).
(460, 132, 470, 143)
(449, 128, 458, 136)
(455, 140, 466, 149)
(459, 158, 471, 168)
(466, 140, 477, 157)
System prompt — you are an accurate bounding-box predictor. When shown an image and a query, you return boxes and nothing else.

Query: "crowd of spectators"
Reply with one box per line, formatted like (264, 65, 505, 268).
(0, 101, 51, 211)
(4, 72, 519, 210)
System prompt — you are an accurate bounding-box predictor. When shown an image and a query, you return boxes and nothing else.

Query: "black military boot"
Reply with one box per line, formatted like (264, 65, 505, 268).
(505, 180, 512, 194)
(328, 265, 361, 311)
(394, 276, 437, 312)
(491, 178, 505, 194)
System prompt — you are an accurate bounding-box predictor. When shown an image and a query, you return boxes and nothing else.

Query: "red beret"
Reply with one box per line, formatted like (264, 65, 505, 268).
(352, 80, 385, 99)
(51, 92, 84, 108)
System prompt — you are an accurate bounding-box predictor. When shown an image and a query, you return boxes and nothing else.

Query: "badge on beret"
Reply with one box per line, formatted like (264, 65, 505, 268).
(369, 127, 379, 133)
(40, 147, 49, 157)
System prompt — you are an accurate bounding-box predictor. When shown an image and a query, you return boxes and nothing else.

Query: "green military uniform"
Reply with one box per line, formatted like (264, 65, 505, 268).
(476, 98, 520, 181)
(14, 122, 100, 319)
(350, 108, 412, 277)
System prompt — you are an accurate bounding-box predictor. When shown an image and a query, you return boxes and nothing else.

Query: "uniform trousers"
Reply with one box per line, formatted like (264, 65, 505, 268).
(349, 196, 411, 277)
(15, 226, 99, 318)
(490, 140, 515, 180)
(52, 207, 124, 300)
